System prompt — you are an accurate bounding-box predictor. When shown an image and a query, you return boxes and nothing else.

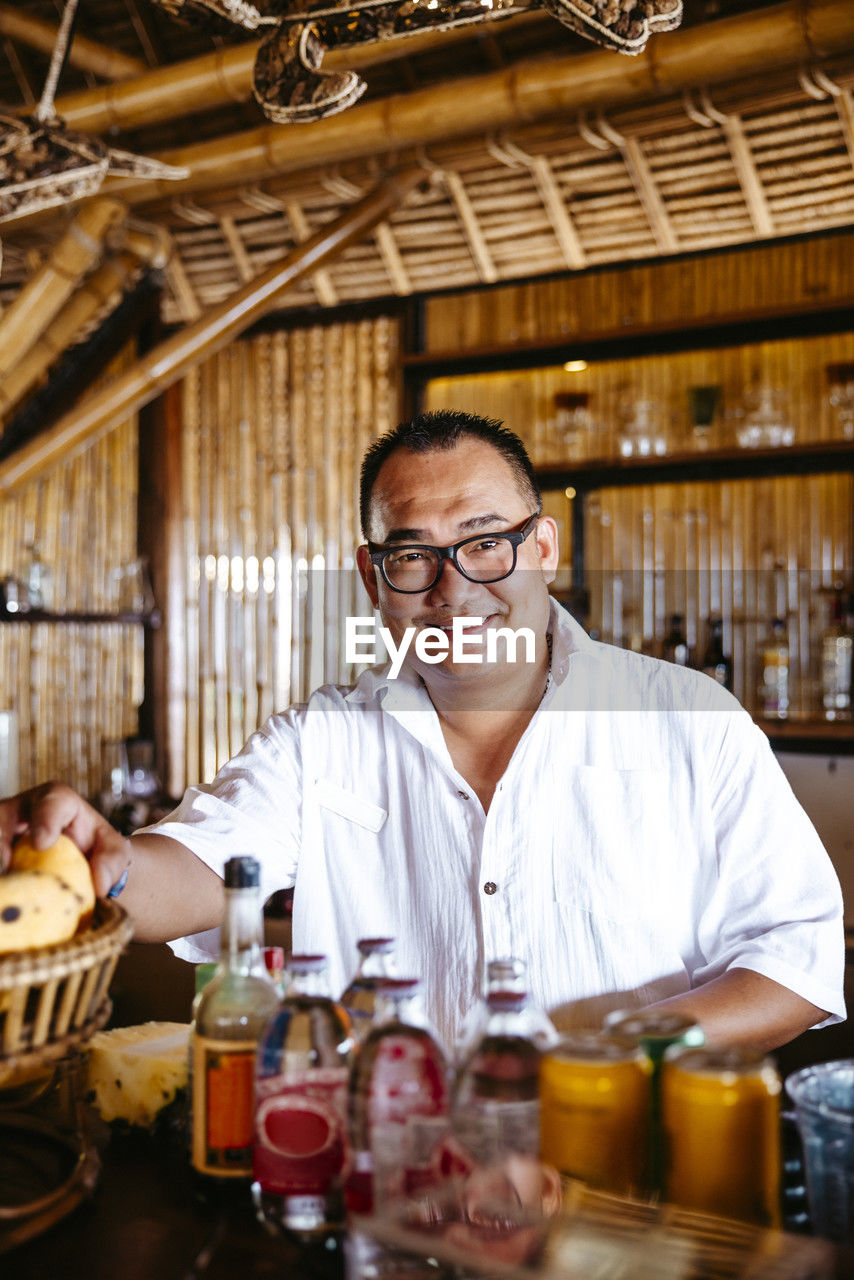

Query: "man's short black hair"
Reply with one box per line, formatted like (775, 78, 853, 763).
(359, 409, 542, 538)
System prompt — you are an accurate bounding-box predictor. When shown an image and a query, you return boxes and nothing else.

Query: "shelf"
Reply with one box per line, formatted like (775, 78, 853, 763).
(761, 719, 854, 756)
(0, 609, 161, 627)
(536, 439, 854, 491)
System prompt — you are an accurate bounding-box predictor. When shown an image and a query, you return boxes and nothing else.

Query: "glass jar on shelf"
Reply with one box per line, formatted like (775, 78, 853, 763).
(827, 362, 854, 440)
(687, 384, 721, 450)
(735, 387, 795, 449)
(617, 398, 668, 458)
(758, 618, 790, 720)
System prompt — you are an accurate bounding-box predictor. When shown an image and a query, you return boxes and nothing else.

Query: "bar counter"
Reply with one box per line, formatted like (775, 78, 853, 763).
(8, 1127, 345, 1280)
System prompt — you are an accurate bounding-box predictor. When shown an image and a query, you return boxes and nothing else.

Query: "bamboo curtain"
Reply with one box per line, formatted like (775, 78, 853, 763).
(175, 316, 399, 793)
(0, 348, 141, 795)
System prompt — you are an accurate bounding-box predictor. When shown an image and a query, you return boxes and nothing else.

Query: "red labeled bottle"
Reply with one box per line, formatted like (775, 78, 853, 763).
(346, 977, 450, 1214)
(252, 954, 354, 1238)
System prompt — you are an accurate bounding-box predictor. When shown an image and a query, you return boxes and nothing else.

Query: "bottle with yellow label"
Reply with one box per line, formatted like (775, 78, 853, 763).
(191, 856, 280, 1185)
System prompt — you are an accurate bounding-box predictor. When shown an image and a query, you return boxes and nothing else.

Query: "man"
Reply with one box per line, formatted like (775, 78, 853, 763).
(0, 411, 844, 1049)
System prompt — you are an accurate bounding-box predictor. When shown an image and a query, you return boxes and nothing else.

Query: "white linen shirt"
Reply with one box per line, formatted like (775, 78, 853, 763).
(161, 602, 845, 1048)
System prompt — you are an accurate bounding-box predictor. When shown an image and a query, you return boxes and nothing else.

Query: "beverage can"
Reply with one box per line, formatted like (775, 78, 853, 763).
(603, 1009, 704, 1195)
(539, 1032, 651, 1197)
(661, 1046, 781, 1226)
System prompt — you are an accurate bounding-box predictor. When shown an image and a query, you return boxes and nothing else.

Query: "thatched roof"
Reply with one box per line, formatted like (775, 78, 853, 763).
(0, 0, 852, 443)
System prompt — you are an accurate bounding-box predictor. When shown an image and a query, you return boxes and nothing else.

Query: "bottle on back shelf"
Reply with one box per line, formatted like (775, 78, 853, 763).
(820, 589, 853, 721)
(698, 616, 733, 691)
(253, 954, 354, 1238)
(452, 990, 542, 1168)
(662, 614, 690, 667)
(346, 977, 450, 1214)
(340, 937, 396, 1041)
(759, 617, 790, 719)
(191, 856, 280, 1187)
(455, 957, 558, 1064)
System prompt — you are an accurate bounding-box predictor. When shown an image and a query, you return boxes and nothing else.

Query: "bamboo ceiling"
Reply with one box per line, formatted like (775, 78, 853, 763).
(0, 1, 852, 380)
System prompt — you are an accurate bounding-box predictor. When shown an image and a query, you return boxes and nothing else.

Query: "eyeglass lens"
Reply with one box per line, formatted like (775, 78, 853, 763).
(382, 536, 516, 591)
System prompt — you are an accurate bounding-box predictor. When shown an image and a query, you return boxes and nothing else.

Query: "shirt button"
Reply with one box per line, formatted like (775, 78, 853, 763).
(483, 881, 498, 896)
(457, 790, 470, 800)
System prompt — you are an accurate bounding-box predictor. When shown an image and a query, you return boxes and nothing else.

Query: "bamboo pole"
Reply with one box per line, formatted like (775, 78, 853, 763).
(51, 16, 545, 137)
(0, 199, 126, 382)
(0, 251, 139, 420)
(0, 167, 423, 496)
(21, 0, 852, 216)
(0, 4, 146, 82)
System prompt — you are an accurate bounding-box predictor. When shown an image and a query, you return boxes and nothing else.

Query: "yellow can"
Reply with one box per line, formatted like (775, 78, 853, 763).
(662, 1047, 781, 1226)
(539, 1032, 651, 1197)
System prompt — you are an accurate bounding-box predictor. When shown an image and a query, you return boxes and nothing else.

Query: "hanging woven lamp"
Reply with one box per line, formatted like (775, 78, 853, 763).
(0, 0, 188, 224)
(154, 0, 682, 123)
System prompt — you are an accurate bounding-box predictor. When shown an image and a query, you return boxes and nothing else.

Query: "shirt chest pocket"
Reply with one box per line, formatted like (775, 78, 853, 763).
(551, 765, 672, 925)
(314, 779, 388, 833)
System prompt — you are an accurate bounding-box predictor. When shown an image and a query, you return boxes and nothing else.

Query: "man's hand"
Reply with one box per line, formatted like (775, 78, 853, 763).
(0, 782, 130, 899)
(1, 782, 224, 942)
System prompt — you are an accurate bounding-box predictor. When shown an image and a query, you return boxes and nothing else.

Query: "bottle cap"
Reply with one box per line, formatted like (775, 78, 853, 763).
(357, 937, 395, 955)
(376, 977, 421, 998)
(264, 946, 285, 974)
(486, 957, 526, 983)
(224, 855, 260, 888)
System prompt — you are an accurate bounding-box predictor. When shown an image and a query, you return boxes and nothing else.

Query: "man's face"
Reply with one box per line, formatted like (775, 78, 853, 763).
(356, 437, 559, 688)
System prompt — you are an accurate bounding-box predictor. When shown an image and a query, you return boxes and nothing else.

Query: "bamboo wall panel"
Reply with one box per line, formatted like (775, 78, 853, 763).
(424, 330, 854, 718)
(175, 317, 399, 793)
(422, 232, 854, 353)
(0, 348, 141, 795)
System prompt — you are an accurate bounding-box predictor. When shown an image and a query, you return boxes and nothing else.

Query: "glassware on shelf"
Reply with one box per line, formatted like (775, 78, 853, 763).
(827, 362, 854, 440)
(662, 614, 690, 667)
(687, 384, 721, 449)
(698, 617, 733, 691)
(25, 543, 53, 611)
(553, 392, 599, 458)
(617, 399, 668, 458)
(735, 387, 795, 449)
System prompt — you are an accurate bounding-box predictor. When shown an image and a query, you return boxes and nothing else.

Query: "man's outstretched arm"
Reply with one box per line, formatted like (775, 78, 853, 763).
(648, 967, 827, 1053)
(0, 782, 224, 943)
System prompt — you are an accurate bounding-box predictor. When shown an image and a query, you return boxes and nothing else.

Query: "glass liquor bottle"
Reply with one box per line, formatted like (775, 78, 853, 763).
(662, 614, 690, 667)
(340, 937, 396, 1042)
(820, 590, 853, 721)
(456, 957, 558, 1064)
(452, 990, 542, 1167)
(699, 617, 733, 691)
(346, 978, 450, 1214)
(253, 954, 353, 1238)
(759, 618, 790, 720)
(191, 856, 280, 1185)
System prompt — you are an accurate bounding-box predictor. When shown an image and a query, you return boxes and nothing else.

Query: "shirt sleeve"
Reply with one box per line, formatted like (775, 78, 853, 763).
(692, 706, 845, 1027)
(140, 710, 303, 963)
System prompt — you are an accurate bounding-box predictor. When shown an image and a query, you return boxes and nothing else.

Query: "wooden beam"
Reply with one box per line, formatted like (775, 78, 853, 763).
(286, 201, 338, 308)
(50, 16, 545, 136)
(720, 113, 775, 239)
(444, 169, 497, 285)
(0, 199, 126, 382)
(0, 4, 146, 81)
(375, 222, 412, 295)
(620, 136, 679, 255)
(7, 0, 847, 221)
(529, 155, 587, 271)
(0, 167, 423, 495)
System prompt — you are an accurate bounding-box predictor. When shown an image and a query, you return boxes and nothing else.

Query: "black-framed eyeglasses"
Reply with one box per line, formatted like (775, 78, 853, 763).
(368, 512, 541, 594)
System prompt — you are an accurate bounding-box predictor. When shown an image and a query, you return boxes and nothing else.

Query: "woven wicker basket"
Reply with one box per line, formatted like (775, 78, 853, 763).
(0, 900, 133, 1085)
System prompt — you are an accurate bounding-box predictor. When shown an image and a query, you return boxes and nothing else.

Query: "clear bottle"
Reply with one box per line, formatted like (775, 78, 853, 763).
(662, 614, 690, 666)
(452, 991, 542, 1167)
(346, 978, 450, 1214)
(455, 957, 558, 1063)
(340, 937, 396, 1041)
(190, 856, 280, 1184)
(820, 591, 852, 721)
(699, 616, 733, 692)
(253, 954, 353, 1238)
(759, 618, 790, 719)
